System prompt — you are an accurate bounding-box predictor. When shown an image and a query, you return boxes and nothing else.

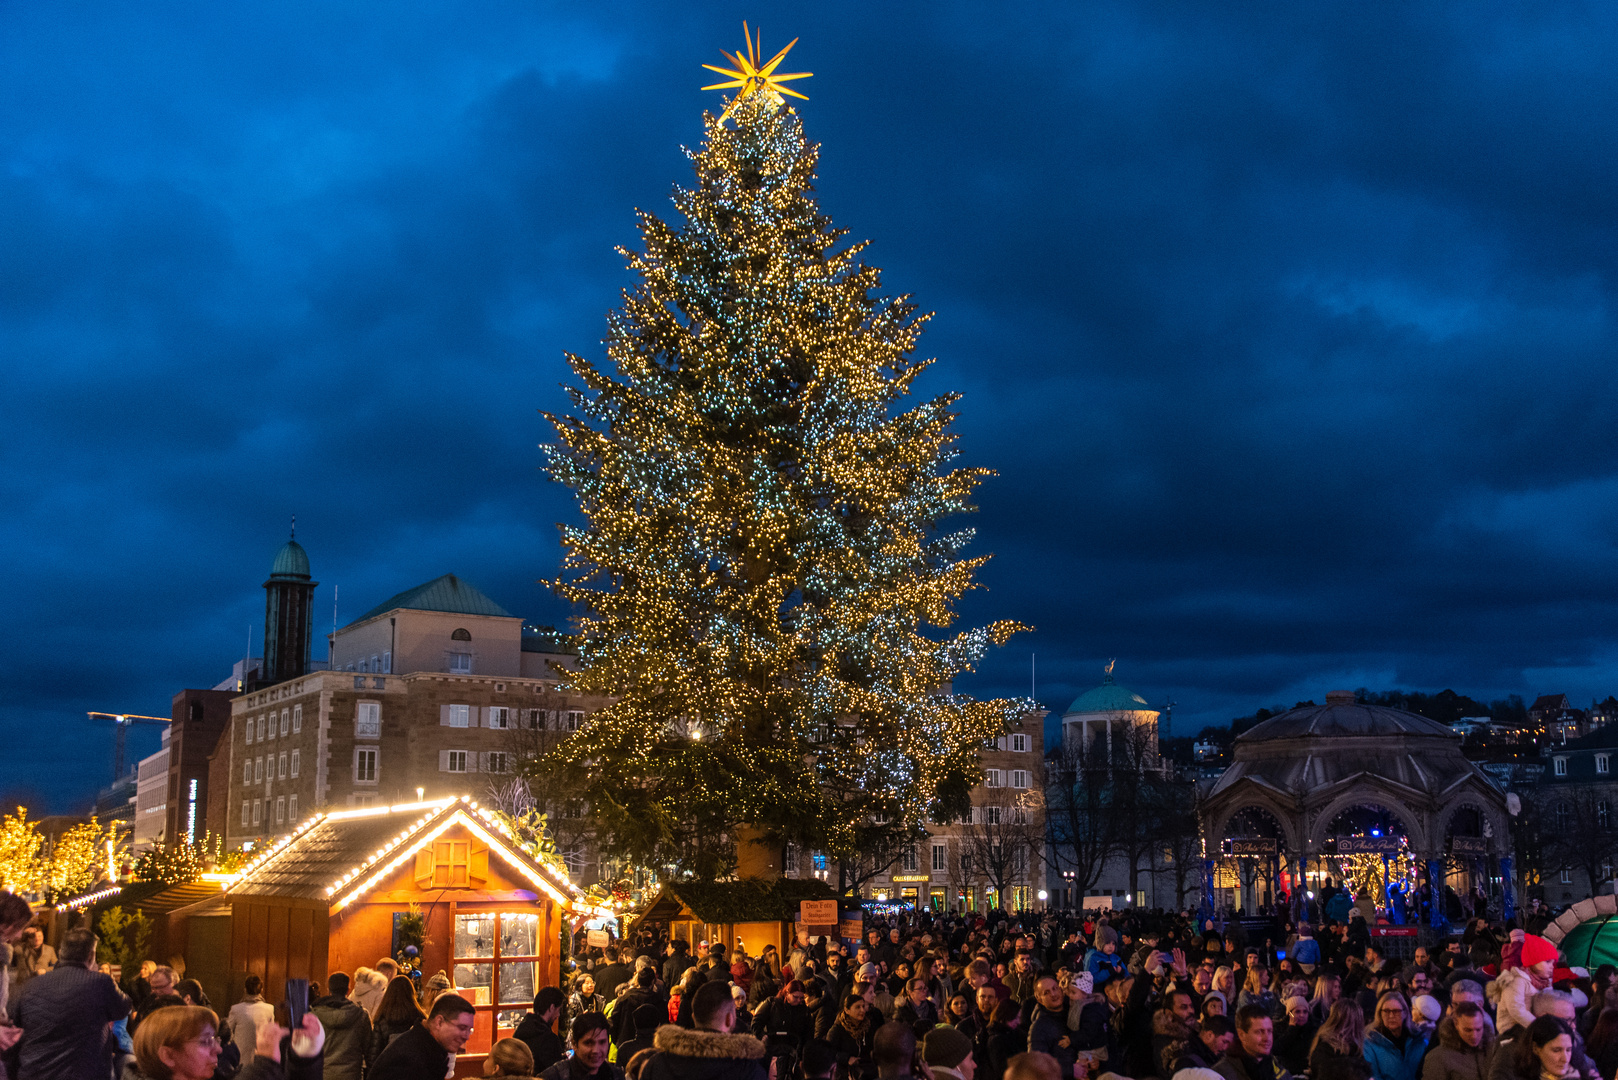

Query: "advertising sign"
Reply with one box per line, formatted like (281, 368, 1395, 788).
(1231, 837, 1278, 856)
(1338, 836, 1402, 855)
(586, 929, 610, 948)
(800, 899, 839, 932)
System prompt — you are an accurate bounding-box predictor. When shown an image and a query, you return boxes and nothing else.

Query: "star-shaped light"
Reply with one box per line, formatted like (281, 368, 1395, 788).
(701, 23, 811, 123)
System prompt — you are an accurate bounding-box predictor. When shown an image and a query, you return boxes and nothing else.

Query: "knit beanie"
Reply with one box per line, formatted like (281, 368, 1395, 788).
(923, 1026, 974, 1069)
(1174, 1070, 1225, 1080)
(1410, 996, 1441, 1024)
(1074, 972, 1094, 994)
(1521, 934, 1558, 968)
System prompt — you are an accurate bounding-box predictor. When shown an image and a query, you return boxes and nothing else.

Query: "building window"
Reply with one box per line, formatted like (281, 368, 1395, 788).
(382, 651, 392, 674)
(901, 846, 919, 873)
(1012, 734, 1028, 753)
(487, 752, 508, 774)
(1600, 755, 1611, 775)
(288, 794, 298, 821)
(1601, 799, 1612, 830)
(983, 805, 1002, 825)
(252, 800, 261, 826)
(449, 653, 473, 674)
(451, 628, 472, 641)
(257, 715, 266, 741)
(932, 844, 947, 872)
(245, 719, 253, 745)
(1011, 770, 1030, 789)
(290, 750, 300, 778)
(292, 704, 302, 732)
(565, 711, 584, 732)
(243, 760, 252, 784)
(267, 715, 275, 740)
(447, 750, 468, 773)
(241, 801, 250, 826)
(447, 704, 471, 728)
(280, 710, 289, 736)
(357, 702, 381, 738)
(1561, 868, 1574, 884)
(488, 707, 510, 730)
(355, 748, 378, 783)
(254, 757, 263, 783)
(1555, 757, 1568, 776)
(353, 676, 366, 689)
(985, 769, 1001, 788)
(278, 753, 288, 779)
(371, 655, 380, 673)
(275, 796, 285, 824)
(1557, 801, 1573, 832)
(784, 846, 798, 874)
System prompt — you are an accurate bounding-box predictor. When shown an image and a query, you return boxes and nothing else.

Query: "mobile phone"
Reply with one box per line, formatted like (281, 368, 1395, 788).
(1276, 951, 1286, 961)
(285, 978, 310, 1032)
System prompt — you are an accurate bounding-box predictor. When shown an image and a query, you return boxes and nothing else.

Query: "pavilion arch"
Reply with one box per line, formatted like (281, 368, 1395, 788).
(1308, 790, 1429, 854)
(1435, 797, 1511, 856)
(1205, 797, 1305, 855)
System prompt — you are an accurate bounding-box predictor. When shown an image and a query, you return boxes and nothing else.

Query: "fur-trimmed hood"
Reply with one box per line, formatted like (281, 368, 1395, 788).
(1154, 1011, 1196, 1040)
(653, 1025, 767, 1060)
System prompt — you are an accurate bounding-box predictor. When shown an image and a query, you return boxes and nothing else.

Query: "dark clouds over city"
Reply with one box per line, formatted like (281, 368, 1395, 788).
(6, 2, 1618, 809)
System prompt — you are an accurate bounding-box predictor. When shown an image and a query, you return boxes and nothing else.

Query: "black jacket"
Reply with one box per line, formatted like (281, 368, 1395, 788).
(516, 1012, 567, 1074)
(309, 996, 371, 1080)
(642, 1025, 768, 1080)
(541, 1059, 624, 1080)
(1029, 1003, 1077, 1080)
(751, 999, 812, 1049)
(368, 1022, 451, 1080)
(13, 964, 130, 1080)
(367, 1016, 420, 1069)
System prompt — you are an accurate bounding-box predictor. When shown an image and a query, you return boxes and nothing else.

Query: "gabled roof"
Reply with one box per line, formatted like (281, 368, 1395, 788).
(1532, 694, 1572, 713)
(351, 575, 514, 626)
(224, 796, 611, 917)
(648, 878, 840, 925)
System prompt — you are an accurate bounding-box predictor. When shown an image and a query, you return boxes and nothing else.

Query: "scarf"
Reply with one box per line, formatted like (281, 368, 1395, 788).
(838, 1011, 869, 1041)
(1529, 967, 1553, 991)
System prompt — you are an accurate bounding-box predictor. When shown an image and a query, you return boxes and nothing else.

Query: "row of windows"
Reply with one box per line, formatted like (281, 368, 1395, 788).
(441, 750, 510, 774)
(984, 769, 1031, 789)
(246, 707, 302, 745)
(441, 705, 583, 730)
(244, 752, 300, 785)
(242, 794, 297, 828)
(901, 843, 1031, 875)
(347, 652, 392, 674)
(1552, 798, 1614, 831)
(983, 734, 1031, 753)
(1551, 753, 1612, 776)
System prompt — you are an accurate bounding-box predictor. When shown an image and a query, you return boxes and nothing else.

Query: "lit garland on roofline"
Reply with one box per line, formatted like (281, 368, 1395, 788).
(539, 60, 1031, 879)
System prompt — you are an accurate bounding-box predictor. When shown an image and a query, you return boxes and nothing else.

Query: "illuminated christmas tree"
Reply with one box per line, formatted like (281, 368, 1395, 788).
(542, 30, 1028, 882)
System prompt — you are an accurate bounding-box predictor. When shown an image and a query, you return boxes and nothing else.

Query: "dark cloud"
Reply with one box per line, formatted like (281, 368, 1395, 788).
(5, 1, 1618, 807)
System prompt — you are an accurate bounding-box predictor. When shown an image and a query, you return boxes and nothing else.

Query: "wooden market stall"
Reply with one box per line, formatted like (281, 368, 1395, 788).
(223, 796, 609, 1073)
(630, 878, 840, 959)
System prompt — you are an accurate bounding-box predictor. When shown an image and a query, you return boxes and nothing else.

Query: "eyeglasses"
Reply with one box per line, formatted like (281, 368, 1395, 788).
(192, 1035, 223, 1050)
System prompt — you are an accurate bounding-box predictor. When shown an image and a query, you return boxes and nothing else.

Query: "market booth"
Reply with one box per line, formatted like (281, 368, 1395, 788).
(224, 796, 609, 1073)
(630, 878, 840, 959)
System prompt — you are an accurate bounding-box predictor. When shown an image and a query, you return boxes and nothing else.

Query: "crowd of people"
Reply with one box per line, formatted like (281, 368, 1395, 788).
(5, 893, 1618, 1080)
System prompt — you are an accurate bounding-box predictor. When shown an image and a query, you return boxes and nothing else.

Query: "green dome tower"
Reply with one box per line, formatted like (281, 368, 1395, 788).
(262, 521, 318, 686)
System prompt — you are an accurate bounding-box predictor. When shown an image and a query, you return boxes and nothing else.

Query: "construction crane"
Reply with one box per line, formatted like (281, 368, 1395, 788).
(87, 712, 171, 784)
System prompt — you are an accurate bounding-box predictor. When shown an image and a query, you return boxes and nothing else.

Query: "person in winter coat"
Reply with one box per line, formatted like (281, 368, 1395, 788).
(225, 974, 274, 1065)
(351, 967, 387, 1017)
(1172, 1015, 1236, 1075)
(1421, 1004, 1496, 1080)
(828, 993, 875, 1079)
(516, 987, 568, 1076)
(371, 994, 476, 1080)
(541, 1013, 623, 1080)
(1274, 996, 1319, 1076)
(1311, 1000, 1372, 1080)
(1499, 1016, 1577, 1080)
(310, 972, 372, 1080)
(619, 1005, 666, 1065)
(641, 982, 766, 1080)
(984, 1000, 1025, 1080)
(1236, 969, 1278, 1021)
(367, 975, 426, 1069)
(1216, 1004, 1292, 1080)
(891, 980, 938, 1037)
(1583, 1007, 1618, 1080)
(488, 1036, 541, 1078)
(751, 981, 813, 1056)
(1153, 989, 1201, 1078)
(1364, 992, 1429, 1080)
(1493, 937, 1559, 1039)
(1085, 942, 1125, 990)
(615, 969, 666, 1049)
(133, 1006, 324, 1080)
(1028, 976, 1081, 1080)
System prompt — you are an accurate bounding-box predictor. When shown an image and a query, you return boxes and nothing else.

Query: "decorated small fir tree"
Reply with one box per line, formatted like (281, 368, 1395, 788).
(542, 39, 1029, 882)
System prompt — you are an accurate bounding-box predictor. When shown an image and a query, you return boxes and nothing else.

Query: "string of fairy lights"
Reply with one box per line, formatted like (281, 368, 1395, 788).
(541, 56, 1033, 869)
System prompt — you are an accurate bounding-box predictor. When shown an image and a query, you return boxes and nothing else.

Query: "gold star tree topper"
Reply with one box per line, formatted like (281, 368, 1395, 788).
(701, 23, 812, 123)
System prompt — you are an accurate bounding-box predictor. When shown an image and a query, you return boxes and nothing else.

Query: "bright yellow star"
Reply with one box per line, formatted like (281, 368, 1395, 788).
(701, 22, 812, 123)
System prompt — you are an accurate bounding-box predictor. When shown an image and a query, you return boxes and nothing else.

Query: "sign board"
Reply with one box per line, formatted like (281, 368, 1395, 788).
(891, 874, 930, 883)
(838, 915, 863, 941)
(1338, 836, 1402, 855)
(1368, 926, 1418, 938)
(586, 929, 610, 948)
(800, 900, 839, 929)
(1080, 896, 1115, 909)
(1231, 837, 1278, 856)
(1450, 836, 1488, 855)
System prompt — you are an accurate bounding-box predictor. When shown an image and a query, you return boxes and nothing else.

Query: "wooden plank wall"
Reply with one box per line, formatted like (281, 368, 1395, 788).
(228, 898, 329, 1008)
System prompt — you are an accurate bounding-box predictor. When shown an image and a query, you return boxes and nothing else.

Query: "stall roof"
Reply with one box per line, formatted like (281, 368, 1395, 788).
(639, 878, 840, 926)
(223, 796, 612, 917)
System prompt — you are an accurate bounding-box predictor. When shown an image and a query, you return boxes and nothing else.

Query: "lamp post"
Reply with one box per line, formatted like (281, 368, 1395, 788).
(1061, 870, 1075, 910)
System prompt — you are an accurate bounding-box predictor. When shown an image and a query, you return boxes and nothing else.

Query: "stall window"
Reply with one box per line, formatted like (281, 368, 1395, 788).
(453, 912, 544, 1057)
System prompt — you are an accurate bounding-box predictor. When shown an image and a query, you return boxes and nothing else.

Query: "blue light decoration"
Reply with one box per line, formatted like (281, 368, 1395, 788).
(1427, 859, 1447, 931)
(1501, 856, 1515, 921)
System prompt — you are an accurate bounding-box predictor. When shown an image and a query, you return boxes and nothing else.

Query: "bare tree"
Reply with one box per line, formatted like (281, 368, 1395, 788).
(957, 785, 1045, 909)
(1539, 786, 1618, 899)
(1152, 778, 1203, 910)
(1045, 738, 1112, 900)
(1101, 720, 1170, 903)
(508, 703, 600, 881)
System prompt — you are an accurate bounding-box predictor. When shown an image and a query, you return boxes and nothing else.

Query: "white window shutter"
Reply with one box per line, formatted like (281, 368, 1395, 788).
(440, 704, 451, 726)
(439, 749, 450, 772)
(478, 707, 489, 728)
(477, 751, 490, 773)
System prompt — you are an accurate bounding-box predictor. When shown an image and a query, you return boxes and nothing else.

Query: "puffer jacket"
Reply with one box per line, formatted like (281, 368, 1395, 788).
(1420, 1016, 1495, 1080)
(1489, 968, 1537, 1037)
(1364, 1028, 1429, 1080)
(640, 1025, 768, 1080)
